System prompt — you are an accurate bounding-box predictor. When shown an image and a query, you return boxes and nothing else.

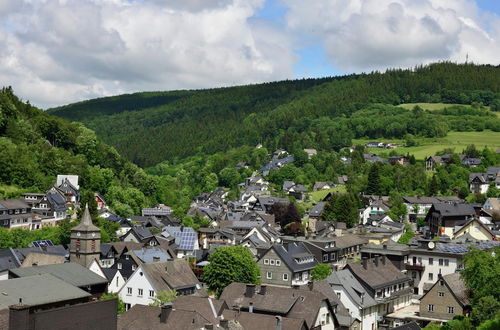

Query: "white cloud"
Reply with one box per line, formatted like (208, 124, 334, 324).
(0, 0, 295, 108)
(284, 0, 500, 72)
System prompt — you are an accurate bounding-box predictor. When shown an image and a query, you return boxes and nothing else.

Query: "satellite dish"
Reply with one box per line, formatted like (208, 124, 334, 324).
(428, 241, 435, 250)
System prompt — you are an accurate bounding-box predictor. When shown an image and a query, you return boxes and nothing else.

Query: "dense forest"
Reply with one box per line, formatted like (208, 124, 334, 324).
(49, 62, 500, 167)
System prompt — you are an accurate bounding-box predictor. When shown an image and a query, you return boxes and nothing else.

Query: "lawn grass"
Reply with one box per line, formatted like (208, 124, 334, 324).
(0, 184, 26, 199)
(398, 103, 464, 111)
(310, 186, 346, 203)
(354, 130, 500, 159)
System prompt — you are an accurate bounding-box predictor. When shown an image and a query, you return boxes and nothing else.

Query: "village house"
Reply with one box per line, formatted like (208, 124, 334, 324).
(221, 283, 339, 330)
(360, 201, 391, 225)
(161, 226, 199, 258)
(389, 156, 410, 166)
(0, 198, 39, 230)
(402, 196, 461, 222)
(313, 181, 335, 191)
(344, 257, 413, 328)
(303, 148, 317, 159)
(419, 273, 471, 321)
(257, 242, 317, 287)
(119, 259, 202, 310)
(425, 203, 475, 237)
(452, 218, 496, 241)
(56, 174, 81, 205)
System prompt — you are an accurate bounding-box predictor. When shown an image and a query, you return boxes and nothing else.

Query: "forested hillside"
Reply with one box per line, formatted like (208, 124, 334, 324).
(49, 62, 500, 167)
(0, 87, 173, 216)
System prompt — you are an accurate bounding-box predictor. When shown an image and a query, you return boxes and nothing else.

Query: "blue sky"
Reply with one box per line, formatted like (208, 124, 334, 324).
(256, 0, 500, 79)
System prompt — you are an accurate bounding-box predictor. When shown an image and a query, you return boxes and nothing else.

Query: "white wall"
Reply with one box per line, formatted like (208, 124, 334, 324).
(313, 300, 336, 330)
(408, 253, 459, 295)
(119, 265, 157, 309)
(108, 271, 125, 294)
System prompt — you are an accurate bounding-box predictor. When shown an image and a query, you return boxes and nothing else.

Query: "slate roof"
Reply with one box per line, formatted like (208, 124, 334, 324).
(72, 204, 100, 231)
(0, 248, 22, 272)
(131, 247, 172, 263)
(140, 259, 200, 291)
(173, 296, 226, 325)
(390, 321, 422, 330)
(9, 262, 108, 287)
(0, 274, 90, 309)
(282, 181, 295, 191)
(0, 198, 29, 210)
(402, 196, 461, 204)
(270, 242, 317, 272)
(469, 172, 488, 183)
(346, 257, 410, 290)
(118, 304, 210, 330)
(442, 273, 470, 306)
(309, 202, 326, 217)
(102, 268, 119, 282)
(222, 310, 304, 330)
(328, 269, 378, 308)
(431, 203, 475, 217)
(220, 283, 334, 329)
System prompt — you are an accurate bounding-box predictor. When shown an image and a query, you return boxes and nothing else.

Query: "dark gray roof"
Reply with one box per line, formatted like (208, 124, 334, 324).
(0, 274, 90, 309)
(328, 269, 377, 308)
(270, 242, 317, 272)
(431, 203, 475, 217)
(102, 268, 118, 281)
(9, 262, 108, 287)
(442, 273, 470, 306)
(309, 202, 326, 217)
(72, 205, 100, 231)
(141, 259, 200, 291)
(0, 248, 22, 272)
(390, 321, 422, 330)
(0, 198, 29, 210)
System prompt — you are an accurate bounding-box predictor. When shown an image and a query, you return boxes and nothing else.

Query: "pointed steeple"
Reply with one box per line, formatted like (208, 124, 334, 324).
(81, 203, 93, 226)
(71, 203, 100, 231)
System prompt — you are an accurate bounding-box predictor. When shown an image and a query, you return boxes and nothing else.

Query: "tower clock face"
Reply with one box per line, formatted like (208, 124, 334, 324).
(92, 232, 96, 237)
(77, 232, 81, 237)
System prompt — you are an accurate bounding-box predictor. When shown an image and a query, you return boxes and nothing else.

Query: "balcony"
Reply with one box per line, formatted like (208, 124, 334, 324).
(405, 263, 425, 271)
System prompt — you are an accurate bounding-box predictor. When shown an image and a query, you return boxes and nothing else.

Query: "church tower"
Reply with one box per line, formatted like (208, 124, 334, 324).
(70, 204, 101, 267)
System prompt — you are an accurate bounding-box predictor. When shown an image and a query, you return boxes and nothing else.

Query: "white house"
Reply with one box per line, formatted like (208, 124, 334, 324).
(103, 268, 126, 294)
(119, 259, 201, 310)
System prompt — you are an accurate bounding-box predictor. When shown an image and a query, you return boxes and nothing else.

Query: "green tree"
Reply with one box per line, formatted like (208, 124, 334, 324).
(311, 263, 332, 280)
(366, 163, 381, 195)
(471, 296, 500, 326)
(149, 290, 178, 307)
(429, 174, 439, 196)
(202, 246, 259, 297)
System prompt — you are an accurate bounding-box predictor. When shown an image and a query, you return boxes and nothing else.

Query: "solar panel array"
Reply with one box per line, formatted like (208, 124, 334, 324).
(30, 240, 55, 248)
(437, 241, 500, 254)
(175, 231, 197, 250)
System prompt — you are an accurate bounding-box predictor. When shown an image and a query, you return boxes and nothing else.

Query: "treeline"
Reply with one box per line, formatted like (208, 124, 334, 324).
(0, 87, 181, 218)
(49, 62, 500, 168)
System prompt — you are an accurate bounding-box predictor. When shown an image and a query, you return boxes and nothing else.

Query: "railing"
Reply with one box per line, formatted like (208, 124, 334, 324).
(405, 263, 425, 271)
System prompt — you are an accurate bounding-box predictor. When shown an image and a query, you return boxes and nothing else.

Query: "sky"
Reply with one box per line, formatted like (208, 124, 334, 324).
(0, 0, 499, 108)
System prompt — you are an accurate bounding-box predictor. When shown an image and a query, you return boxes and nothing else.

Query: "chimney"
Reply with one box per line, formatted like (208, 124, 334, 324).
(259, 285, 267, 295)
(308, 281, 314, 291)
(245, 284, 255, 298)
(374, 257, 379, 267)
(362, 258, 368, 270)
(382, 256, 386, 265)
(219, 320, 229, 329)
(275, 316, 283, 330)
(383, 244, 387, 249)
(9, 304, 30, 330)
(249, 302, 254, 313)
(160, 302, 173, 323)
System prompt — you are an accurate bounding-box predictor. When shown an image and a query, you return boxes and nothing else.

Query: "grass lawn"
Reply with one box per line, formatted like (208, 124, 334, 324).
(354, 130, 500, 160)
(398, 103, 464, 111)
(310, 186, 346, 203)
(0, 184, 26, 199)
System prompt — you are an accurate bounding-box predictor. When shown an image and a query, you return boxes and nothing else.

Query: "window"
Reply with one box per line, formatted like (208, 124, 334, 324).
(127, 287, 132, 295)
(412, 271, 417, 279)
(448, 306, 454, 314)
(439, 259, 443, 266)
(303, 272, 309, 280)
(336, 292, 341, 299)
(438, 292, 445, 297)
(276, 260, 281, 266)
(263, 259, 269, 265)
(283, 273, 288, 281)
(444, 259, 449, 266)
(138, 288, 143, 297)
(266, 271, 272, 279)
(149, 290, 155, 297)
(428, 304, 434, 312)
(270, 259, 275, 266)
(428, 273, 434, 281)
(116, 277, 119, 287)
(323, 254, 329, 262)
(429, 258, 433, 265)
(331, 252, 336, 260)
(132, 265, 136, 271)
(117, 263, 122, 270)
(440, 280, 444, 286)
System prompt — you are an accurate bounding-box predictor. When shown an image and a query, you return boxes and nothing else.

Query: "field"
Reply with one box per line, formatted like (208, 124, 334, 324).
(310, 186, 346, 203)
(398, 103, 464, 111)
(353, 130, 500, 159)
